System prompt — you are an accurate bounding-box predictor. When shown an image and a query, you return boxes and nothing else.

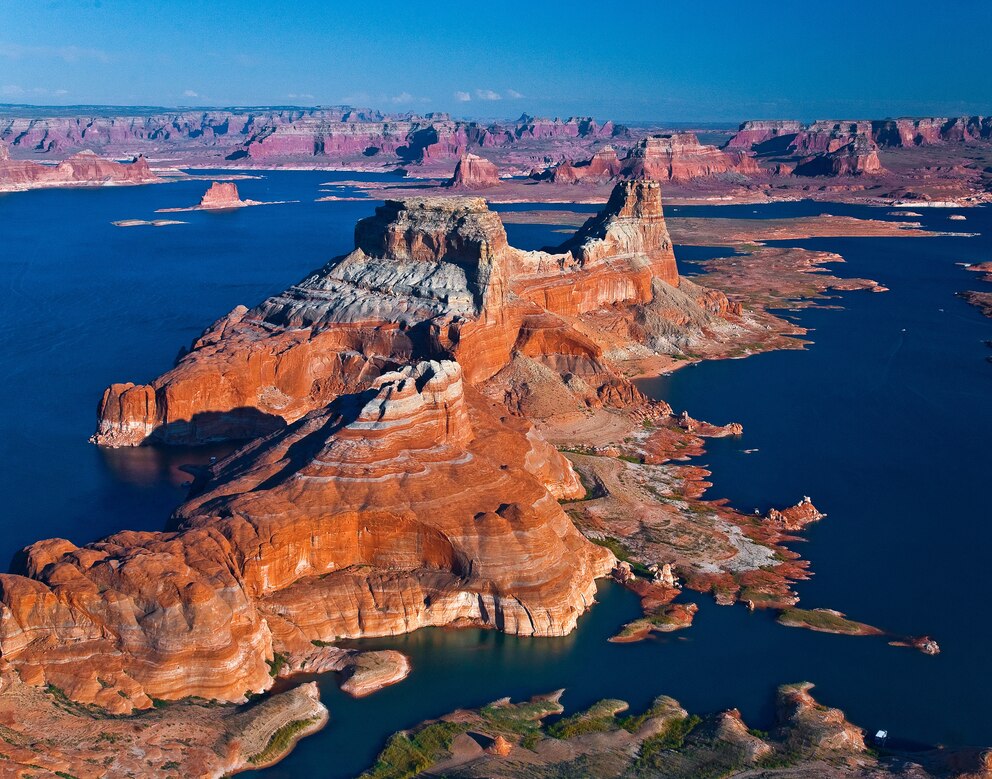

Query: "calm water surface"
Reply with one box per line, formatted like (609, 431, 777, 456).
(0, 177, 989, 776)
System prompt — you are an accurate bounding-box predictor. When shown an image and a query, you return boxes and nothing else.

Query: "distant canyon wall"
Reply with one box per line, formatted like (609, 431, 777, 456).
(0, 108, 629, 167)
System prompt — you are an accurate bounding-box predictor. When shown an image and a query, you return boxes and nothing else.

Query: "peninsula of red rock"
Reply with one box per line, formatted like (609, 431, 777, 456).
(0, 169, 922, 774)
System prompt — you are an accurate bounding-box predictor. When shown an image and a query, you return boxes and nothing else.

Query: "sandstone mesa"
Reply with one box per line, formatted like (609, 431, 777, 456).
(0, 140, 160, 192)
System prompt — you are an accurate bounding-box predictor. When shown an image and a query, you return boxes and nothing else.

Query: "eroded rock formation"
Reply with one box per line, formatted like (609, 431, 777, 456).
(448, 153, 501, 188)
(0, 109, 630, 170)
(199, 181, 249, 208)
(0, 360, 614, 710)
(539, 134, 758, 184)
(93, 180, 712, 447)
(618, 133, 760, 181)
(794, 136, 884, 177)
(355, 683, 980, 779)
(0, 142, 159, 192)
(727, 116, 992, 153)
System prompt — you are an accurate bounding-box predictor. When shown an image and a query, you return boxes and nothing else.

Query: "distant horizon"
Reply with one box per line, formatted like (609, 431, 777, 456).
(2, 101, 990, 129)
(2, 1, 989, 122)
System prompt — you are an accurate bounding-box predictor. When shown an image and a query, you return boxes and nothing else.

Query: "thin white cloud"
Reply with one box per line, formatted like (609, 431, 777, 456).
(53, 89, 69, 97)
(475, 89, 502, 101)
(183, 90, 200, 98)
(340, 92, 371, 105)
(454, 91, 472, 102)
(1, 84, 24, 96)
(505, 89, 524, 99)
(287, 93, 315, 101)
(390, 91, 415, 104)
(0, 43, 111, 64)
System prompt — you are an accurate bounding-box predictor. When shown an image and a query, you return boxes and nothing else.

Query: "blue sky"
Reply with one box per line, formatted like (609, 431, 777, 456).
(1, 0, 989, 122)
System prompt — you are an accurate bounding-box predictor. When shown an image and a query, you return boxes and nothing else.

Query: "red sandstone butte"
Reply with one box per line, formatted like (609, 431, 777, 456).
(93, 179, 728, 448)
(199, 181, 248, 208)
(448, 153, 501, 188)
(794, 136, 884, 177)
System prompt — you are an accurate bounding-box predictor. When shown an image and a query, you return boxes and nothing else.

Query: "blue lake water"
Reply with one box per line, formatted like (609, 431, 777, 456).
(0, 174, 989, 776)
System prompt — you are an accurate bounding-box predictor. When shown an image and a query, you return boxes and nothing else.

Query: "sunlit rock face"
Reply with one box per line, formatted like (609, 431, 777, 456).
(617, 134, 760, 182)
(0, 360, 614, 710)
(93, 180, 692, 447)
(448, 153, 501, 188)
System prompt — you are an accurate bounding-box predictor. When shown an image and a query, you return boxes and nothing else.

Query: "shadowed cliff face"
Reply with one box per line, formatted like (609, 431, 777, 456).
(92, 180, 709, 448)
(0, 361, 614, 711)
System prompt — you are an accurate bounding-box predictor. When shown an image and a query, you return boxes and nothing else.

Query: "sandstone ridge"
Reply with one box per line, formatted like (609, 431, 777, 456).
(0, 360, 614, 710)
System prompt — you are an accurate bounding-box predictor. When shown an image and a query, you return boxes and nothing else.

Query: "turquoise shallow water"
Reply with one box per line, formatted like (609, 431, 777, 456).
(0, 177, 989, 775)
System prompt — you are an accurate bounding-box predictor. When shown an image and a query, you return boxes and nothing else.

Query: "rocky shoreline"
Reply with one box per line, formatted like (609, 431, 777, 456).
(354, 683, 990, 779)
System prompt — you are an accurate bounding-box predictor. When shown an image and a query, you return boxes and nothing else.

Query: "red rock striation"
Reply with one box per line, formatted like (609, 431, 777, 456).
(447, 153, 501, 189)
(540, 135, 758, 184)
(619, 134, 760, 182)
(0, 360, 614, 709)
(93, 179, 708, 447)
(727, 116, 992, 153)
(0, 143, 159, 192)
(724, 120, 804, 150)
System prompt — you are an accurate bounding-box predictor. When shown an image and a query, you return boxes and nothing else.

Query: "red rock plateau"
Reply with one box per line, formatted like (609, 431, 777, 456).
(447, 153, 501, 188)
(727, 117, 992, 152)
(4, 107, 992, 205)
(539, 134, 758, 184)
(0, 140, 159, 192)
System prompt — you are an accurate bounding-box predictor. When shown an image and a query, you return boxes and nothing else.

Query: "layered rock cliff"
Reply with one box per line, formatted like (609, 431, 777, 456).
(794, 135, 884, 176)
(1, 360, 614, 710)
(538, 134, 758, 184)
(618, 134, 760, 181)
(93, 180, 706, 447)
(727, 115, 992, 152)
(1, 108, 630, 170)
